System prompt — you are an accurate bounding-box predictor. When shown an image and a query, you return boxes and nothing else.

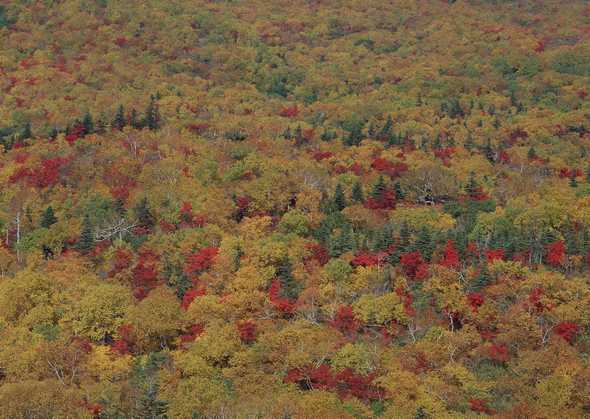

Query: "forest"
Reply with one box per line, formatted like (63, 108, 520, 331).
(1, 0, 590, 417)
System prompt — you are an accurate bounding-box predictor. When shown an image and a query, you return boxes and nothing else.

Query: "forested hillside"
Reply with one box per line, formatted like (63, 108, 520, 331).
(1, 0, 590, 417)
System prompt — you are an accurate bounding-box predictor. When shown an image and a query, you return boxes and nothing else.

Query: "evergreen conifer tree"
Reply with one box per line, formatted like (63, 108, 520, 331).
(40, 206, 57, 228)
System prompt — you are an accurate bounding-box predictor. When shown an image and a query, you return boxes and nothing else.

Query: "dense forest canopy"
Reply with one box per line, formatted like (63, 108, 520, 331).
(1, 0, 590, 417)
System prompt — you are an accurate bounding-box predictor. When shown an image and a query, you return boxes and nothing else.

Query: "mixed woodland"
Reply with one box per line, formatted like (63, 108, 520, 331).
(1, 0, 590, 417)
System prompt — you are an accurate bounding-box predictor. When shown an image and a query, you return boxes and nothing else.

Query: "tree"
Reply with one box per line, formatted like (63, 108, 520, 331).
(333, 183, 347, 211)
(40, 206, 57, 228)
(351, 181, 364, 203)
(135, 198, 155, 228)
(77, 215, 94, 254)
(82, 112, 94, 135)
(144, 95, 161, 131)
(113, 105, 126, 130)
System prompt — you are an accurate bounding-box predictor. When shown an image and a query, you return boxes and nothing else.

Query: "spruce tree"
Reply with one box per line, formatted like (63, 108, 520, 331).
(82, 112, 94, 135)
(48, 127, 59, 141)
(21, 122, 32, 140)
(351, 181, 364, 203)
(414, 227, 434, 261)
(144, 95, 161, 131)
(113, 105, 126, 130)
(333, 183, 347, 211)
(394, 181, 405, 200)
(465, 172, 479, 198)
(40, 206, 57, 228)
(527, 147, 537, 160)
(371, 175, 387, 200)
(378, 115, 393, 141)
(135, 197, 155, 228)
(570, 175, 578, 188)
(77, 215, 94, 254)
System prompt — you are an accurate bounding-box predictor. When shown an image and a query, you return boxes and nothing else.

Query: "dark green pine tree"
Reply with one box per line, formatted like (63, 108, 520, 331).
(370, 175, 387, 200)
(277, 256, 300, 300)
(113, 105, 126, 130)
(131, 353, 169, 419)
(136, 383, 168, 418)
(351, 181, 364, 203)
(135, 197, 155, 228)
(329, 223, 355, 257)
(21, 122, 32, 140)
(373, 223, 394, 252)
(48, 127, 59, 141)
(471, 263, 490, 291)
(333, 183, 347, 211)
(394, 181, 405, 200)
(40, 206, 58, 228)
(414, 227, 434, 261)
(378, 115, 393, 141)
(144, 95, 161, 131)
(433, 133, 442, 150)
(586, 165, 590, 182)
(465, 171, 479, 198)
(570, 174, 578, 188)
(398, 222, 412, 254)
(527, 146, 537, 160)
(77, 215, 94, 254)
(344, 123, 363, 146)
(82, 112, 94, 135)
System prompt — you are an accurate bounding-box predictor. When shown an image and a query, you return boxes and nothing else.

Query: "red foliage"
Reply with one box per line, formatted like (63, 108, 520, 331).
(279, 105, 299, 118)
(351, 252, 379, 267)
(371, 157, 408, 178)
(111, 339, 130, 355)
(312, 150, 333, 161)
(441, 240, 460, 269)
(180, 323, 205, 343)
(364, 190, 396, 210)
(115, 37, 128, 47)
(546, 240, 565, 267)
(470, 399, 494, 415)
(284, 364, 384, 401)
(330, 305, 360, 335)
(396, 287, 415, 317)
(467, 292, 485, 311)
(10, 157, 68, 188)
(554, 321, 578, 343)
(485, 249, 504, 263)
(237, 320, 258, 344)
(187, 123, 210, 133)
(400, 251, 429, 279)
(528, 287, 548, 313)
(184, 247, 219, 276)
(434, 147, 455, 160)
(306, 243, 330, 266)
(131, 250, 160, 292)
(488, 343, 509, 363)
(181, 287, 206, 310)
(86, 403, 102, 417)
(14, 152, 29, 164)
(268, 279, 298, 314)
(559, 167, 582, 178)
(349, 162, 363, 176)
